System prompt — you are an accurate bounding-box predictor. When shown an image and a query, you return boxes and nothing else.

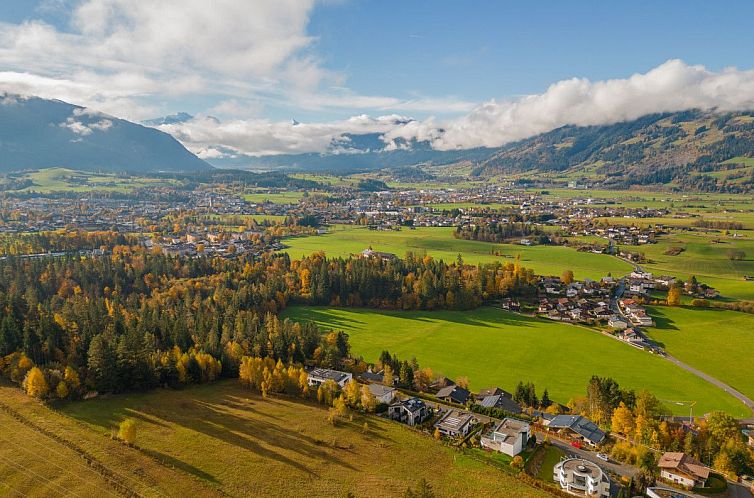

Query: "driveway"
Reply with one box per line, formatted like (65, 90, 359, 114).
(533, 431, 638, 478)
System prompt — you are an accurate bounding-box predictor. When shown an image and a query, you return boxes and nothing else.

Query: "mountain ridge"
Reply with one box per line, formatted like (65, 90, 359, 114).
(0, 96, 211, 173)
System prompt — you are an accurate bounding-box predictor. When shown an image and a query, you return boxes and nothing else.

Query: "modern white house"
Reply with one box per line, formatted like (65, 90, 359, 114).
(553, 458, 610, 497)
(480, 418, 530, 457)
(434, 409, 478, 438)
(388, 397, 431, 426)
(306, 368, 352, 388)
(367, 383, 396, 404)
(658, 452, 710, 488)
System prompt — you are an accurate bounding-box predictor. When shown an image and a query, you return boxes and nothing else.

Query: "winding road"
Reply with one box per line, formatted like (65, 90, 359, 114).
(664, 353, 754, 415)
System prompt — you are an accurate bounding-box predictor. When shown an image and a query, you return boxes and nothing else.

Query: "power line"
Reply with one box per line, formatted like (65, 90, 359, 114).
(0, 435, 121, 498)
(0, 455, 79, 498)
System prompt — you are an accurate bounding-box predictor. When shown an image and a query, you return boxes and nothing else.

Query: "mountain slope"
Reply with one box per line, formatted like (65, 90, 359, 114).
(474, 109, 754, 190)
(0, 95, 211, 173)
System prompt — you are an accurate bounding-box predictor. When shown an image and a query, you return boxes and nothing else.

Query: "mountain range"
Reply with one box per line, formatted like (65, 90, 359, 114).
(0, 96, 210, 173)
(3, 94, 754, 192)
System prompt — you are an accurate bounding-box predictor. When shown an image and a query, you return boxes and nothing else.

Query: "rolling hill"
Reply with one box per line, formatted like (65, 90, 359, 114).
(0, 95, 211, 173)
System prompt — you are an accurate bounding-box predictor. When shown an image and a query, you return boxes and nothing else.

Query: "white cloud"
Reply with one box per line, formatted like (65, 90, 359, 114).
(403, 60, 754, 150)
(160, 113, 414, 157)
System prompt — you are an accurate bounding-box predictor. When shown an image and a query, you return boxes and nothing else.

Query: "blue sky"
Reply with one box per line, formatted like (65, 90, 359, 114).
(1, 1, 754, 156)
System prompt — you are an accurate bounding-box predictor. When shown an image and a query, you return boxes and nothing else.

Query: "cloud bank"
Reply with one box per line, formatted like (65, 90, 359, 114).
(161, 60, 754, 157)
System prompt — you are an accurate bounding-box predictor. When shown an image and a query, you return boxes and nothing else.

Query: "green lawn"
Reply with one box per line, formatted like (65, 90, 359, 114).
(58, 381, 551, 498)
(282, 226, 632, 280)
(645, 305, 754, 402)
(282, 306, 748, 417)
(535, 446, 564, 481)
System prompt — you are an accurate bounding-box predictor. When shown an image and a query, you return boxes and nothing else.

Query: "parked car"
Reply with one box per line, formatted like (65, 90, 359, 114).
(596, 453, 609, 462)
(570, 441, 582, 449)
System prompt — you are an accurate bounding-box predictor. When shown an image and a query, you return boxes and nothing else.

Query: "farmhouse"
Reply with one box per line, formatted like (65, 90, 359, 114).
(436, 385, 471, 405)
(388, 397, 431, 426)
(658, 452, 710, 488)
(307, 368, 352, 388)
(546, 415, 606, 446)
(480, 418, 530, 457)
(434, 409, 478, 438)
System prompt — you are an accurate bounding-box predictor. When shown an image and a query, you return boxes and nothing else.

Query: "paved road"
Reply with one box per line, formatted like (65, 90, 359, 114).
(534, 431, 638, 478)
(726, 481, 754, 498)
(664, 353, 754, 414)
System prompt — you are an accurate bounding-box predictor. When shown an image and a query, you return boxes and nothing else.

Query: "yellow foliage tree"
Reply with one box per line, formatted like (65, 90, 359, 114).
(118, 418, 137, 445)
(56, 381, 69, 399)
(611, 402, 635, 436)
(24, 367, 49, 398)
(667, 286, 681, 306)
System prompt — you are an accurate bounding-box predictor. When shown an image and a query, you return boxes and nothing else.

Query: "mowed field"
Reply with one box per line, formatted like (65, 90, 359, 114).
(48, 381, 551, 498)
(282, 306, 748, 417)
(282, 226, 632, 280)
(646, 305, 754, 402)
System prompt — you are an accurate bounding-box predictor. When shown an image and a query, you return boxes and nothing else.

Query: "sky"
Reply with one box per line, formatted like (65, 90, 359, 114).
(2, 0, 754, 157)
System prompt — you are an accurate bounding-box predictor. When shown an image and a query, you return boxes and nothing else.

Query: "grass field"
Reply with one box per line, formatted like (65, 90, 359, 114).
(12, 167, 174, 193)
(282, 226, 632, 280)
(22, 381, 551, 498)
(645, 305, 754, 402)
(282, 306, 748, 417)
(637, 233, 754, 300)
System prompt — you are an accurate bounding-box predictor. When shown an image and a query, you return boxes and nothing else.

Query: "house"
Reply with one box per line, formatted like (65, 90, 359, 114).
(480, 418, 530, 457)
(479, 394, 522, 414)
(608, 316, 628, 329)
(547, 415, 606, 446)
(434, 409, 478, 438)
(388, 397, 431, 426)
(360, 248, 398, 261)
(367, 383, 396, 404)
(658, 452, 710, 488)
(476, 387, 513, 400)
(554, 458, 610, 497)
(436, 385, 471, 405)
(307, 368, 352, 388)
(646, 488, 698, 498)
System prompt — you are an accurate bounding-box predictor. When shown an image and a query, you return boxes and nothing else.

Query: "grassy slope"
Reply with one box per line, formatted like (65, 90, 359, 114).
(282, 306, 747, 417)
(0, 383, 219, 498)
(646, 305, 754, 401)
(16, 167, 173, 193)
(54, 381, 552, 498)
(282, 226, 632, 280)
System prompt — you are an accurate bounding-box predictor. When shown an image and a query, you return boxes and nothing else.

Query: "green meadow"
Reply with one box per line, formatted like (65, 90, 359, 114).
(12, 167, 174, 193)
(646, 305, 754, 401)
(636, 233, 754, 300)
(282, 225, 632, 280)
(282, 306, 748, 417)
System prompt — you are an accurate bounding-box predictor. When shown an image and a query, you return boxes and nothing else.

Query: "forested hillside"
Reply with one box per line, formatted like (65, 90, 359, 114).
(474, 109, 754, 191)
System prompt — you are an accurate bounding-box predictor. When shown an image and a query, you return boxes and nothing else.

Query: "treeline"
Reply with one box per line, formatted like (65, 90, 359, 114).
(0, 238, 537, 399)
(692, 219, 745, 230)
(0, 231, 133, 256)
(453, 221, 548, 244)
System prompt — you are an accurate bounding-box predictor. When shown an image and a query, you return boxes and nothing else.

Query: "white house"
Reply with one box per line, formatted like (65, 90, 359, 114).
(434, 409, 478, 438)
(367, 383, 396, 404)
(307, 368, 352, 388)
(608, 316, 628, 329)
(480, 418, 530, 457)
(388, 397, 431, 426)
(554, 458, 610, 497)
(658, 452, 710, 488)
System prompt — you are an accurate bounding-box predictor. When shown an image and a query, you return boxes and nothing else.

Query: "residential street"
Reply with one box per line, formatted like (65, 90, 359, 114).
(533, 431, 639, 478)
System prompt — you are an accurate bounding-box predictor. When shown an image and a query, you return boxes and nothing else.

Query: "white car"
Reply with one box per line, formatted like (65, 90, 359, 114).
(596, 453, 609, 462)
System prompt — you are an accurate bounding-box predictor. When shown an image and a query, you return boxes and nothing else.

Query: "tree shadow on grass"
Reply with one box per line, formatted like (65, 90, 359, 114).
(139, 447, 221, 484)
